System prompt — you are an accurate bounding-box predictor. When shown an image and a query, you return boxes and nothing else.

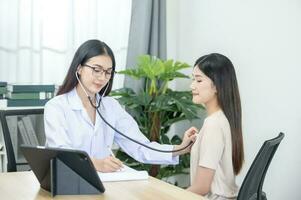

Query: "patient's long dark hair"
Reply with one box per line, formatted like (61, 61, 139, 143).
(195, 53, 244, 175)
(57, 39, 116, 96)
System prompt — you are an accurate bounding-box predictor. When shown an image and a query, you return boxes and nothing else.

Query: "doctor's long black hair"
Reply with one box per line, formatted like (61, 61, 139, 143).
(194, 53, 244, 175)
(57, 39, 116, 96)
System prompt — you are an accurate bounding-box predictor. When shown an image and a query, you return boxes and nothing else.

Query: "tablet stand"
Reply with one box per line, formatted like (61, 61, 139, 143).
(50, 158, 101, 196)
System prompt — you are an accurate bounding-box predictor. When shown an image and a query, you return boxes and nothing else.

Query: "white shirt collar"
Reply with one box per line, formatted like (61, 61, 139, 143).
(67, 87, 84, 110)
(67, 87, 101, 111)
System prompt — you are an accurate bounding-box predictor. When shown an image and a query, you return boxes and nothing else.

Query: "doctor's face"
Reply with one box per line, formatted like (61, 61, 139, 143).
(190, 67, 217, 105)
(78, 55, 113, 95)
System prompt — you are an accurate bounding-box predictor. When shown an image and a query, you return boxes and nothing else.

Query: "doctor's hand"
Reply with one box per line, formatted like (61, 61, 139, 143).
(172, 127, 198, 156)
(91, 156, 123, 172)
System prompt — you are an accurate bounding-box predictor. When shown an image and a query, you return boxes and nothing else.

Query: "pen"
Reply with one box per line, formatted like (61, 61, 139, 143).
(107, 146, 116, 158)
(107, 146, 124, 171)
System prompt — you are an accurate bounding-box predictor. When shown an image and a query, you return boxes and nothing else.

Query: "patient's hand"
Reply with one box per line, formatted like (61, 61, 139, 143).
(91, 156, 123, 172)
(172, 127, 198, 156)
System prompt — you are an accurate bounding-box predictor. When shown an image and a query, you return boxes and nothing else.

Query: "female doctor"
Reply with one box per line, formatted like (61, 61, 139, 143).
(44, 39, 197, 172)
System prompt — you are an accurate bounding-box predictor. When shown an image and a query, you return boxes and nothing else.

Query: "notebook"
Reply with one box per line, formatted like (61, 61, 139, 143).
(97, 165, 148, 182)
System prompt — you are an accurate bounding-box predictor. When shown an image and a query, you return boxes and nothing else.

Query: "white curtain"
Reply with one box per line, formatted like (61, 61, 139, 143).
(0, 0, 131, 89)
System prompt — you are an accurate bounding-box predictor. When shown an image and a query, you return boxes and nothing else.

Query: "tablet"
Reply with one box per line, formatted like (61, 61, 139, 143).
(20, 145, 105, 194)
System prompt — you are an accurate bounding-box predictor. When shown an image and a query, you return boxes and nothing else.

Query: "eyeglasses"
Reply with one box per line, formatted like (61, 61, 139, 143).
(83, 64, 115, 79)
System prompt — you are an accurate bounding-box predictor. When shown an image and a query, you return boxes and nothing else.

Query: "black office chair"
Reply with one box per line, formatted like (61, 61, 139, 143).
(237, 132, 285, 200)
(0, 108, 44, 172)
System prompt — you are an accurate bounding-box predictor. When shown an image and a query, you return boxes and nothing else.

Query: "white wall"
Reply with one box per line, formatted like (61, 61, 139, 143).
(167, 0, 301, 199)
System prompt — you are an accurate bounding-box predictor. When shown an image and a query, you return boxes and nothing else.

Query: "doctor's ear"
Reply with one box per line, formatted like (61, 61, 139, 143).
(76, 65, 82, 75)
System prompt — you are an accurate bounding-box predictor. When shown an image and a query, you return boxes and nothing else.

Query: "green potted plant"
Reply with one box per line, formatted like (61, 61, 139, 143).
(111, 55, 203, 181)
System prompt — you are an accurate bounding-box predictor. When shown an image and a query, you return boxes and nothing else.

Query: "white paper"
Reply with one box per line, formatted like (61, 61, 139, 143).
(97, 165, 149, 182)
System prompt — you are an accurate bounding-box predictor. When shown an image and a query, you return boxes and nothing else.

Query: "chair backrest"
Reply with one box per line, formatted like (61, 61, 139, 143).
(237, 132, 284, 200)
(0, 108, 44, 172)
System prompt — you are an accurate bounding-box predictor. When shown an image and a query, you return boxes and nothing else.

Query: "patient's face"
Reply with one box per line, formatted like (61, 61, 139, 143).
(190, 67, 217, 105)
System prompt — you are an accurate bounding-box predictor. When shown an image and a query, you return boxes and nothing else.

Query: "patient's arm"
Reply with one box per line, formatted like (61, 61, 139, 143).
(187, 166, 215, 196)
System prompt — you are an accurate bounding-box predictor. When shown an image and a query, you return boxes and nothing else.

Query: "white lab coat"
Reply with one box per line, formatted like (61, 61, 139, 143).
(44, 88, 178, 165)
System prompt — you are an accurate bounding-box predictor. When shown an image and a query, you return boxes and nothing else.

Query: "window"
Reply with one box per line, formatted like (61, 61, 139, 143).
(0, 0, 132, 89)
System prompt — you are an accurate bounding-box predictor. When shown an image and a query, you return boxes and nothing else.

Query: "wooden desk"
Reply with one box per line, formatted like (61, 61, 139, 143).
(0, 171, 205, 200)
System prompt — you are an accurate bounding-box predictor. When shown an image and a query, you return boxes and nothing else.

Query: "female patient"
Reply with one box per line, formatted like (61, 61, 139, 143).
(187, 53, 244, 199)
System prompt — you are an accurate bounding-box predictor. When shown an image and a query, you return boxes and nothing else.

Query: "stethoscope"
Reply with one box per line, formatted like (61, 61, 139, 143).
(76, 71, 193, 153)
